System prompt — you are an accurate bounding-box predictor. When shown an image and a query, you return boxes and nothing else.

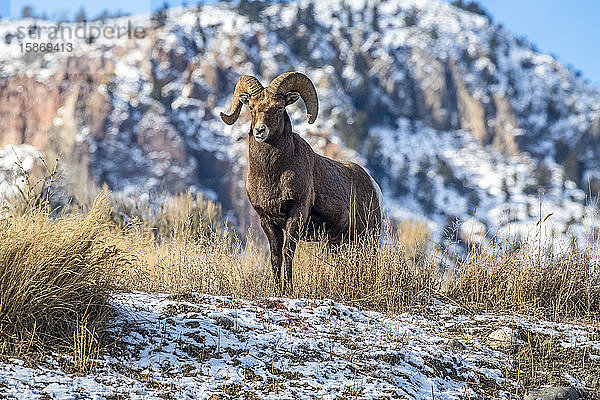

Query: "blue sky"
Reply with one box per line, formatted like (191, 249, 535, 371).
(1, 0, 598, 86)
(475, 0, 600, 86)
(4, 0, 159, 19)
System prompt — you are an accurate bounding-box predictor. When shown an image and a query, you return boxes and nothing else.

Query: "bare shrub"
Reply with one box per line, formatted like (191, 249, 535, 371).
(447, 233, 600, 321)
(0, 195, 132, 362)
(120, 219, 439, 314)
(109, 190, 223, 242)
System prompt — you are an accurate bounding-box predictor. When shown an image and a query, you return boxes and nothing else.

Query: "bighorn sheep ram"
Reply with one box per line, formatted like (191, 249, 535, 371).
(220, 72, 382, 293)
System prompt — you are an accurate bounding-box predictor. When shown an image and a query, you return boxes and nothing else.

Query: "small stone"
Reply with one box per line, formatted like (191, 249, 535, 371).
(185, 320, 200, 329)
(524, 386, 581, 400)
(487, 327, 515, 350)
(213, 316, 234, 330)
(448, 338, 466, 350)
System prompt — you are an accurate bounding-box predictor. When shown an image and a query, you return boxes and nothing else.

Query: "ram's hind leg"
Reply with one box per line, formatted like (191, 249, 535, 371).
(261, 219, 284, 292)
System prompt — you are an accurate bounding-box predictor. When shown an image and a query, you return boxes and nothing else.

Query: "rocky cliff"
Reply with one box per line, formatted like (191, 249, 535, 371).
(1, 0, 599, 246)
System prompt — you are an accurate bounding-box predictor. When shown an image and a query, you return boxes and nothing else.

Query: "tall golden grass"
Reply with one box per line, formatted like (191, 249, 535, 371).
(127, 204, 600, 321)
(127, 221, 437, 314)
(108, 190, 223, 242)
(448, 233, 600, 320)
(0, 195, 131, 361)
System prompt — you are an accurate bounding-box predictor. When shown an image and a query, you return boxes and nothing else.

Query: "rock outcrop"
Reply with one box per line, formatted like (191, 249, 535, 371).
(1, 0, 599, 241)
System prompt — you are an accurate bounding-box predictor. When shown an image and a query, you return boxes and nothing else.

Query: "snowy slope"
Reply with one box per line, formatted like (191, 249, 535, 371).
(1, 293, 598, 399)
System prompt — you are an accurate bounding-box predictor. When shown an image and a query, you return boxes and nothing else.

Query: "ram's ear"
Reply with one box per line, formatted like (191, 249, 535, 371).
(239, 93, 251, 105)
(284, 92, 300, 106)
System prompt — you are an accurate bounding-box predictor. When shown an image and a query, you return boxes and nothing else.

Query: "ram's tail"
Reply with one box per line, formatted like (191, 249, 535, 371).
(368, 173, 384, 246)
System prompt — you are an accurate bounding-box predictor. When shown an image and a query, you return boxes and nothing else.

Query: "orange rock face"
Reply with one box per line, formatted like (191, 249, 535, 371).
(0, 76, 60, 149)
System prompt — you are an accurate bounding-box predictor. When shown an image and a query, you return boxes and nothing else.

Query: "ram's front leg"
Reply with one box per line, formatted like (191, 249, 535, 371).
(261, 219, 284, 291)
(282, 206, 308, 295)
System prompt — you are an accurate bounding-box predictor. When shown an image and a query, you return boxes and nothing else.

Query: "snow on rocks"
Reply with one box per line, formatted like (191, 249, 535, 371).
(487, 327, 520, 351)
(524, 386, 582, 400)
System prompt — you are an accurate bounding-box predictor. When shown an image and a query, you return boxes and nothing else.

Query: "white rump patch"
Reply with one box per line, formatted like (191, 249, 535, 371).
(367, 172, 384, 245)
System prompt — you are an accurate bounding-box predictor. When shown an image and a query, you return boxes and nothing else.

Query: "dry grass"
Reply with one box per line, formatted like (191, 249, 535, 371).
(0, 195, 133, 368)
(109, 190, 223, 242)
(292, 226, 438, 313)
(509, 328, 600, 398)
(447, 234, 600, 321)
(114, 202, 600, 321)
(72, 309, 101, 375)
(119, 218, 439, 314)
(122, 227, 274, 296)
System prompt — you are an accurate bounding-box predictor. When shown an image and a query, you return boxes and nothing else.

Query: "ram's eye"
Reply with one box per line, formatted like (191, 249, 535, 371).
(277, 106, 285, 111)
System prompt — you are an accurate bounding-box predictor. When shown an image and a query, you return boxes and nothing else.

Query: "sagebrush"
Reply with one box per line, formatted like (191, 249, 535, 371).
(0, 196, 131, 361)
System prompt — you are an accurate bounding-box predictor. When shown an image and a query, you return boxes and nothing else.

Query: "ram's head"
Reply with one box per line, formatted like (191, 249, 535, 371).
(220, 72, 319, 142)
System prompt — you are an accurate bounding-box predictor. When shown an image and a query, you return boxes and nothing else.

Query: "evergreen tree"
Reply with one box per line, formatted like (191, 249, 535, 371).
(451, 0, 491, 21)
(346, 5, 353, 27)
(403, 8, 418, 27)
(240, 0, 267, 23)
(152, 2, 169, 28)
(296, 1, 315, 27)
(74, 7, 87, 23)
(21, 5, 34, 18)
(371, 4, 379, 32)
(94, 10, 108, 22)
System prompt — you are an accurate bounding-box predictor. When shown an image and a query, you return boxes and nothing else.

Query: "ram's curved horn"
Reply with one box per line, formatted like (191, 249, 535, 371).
(220, 75, 264, 125)
(267, 72, 319, 124)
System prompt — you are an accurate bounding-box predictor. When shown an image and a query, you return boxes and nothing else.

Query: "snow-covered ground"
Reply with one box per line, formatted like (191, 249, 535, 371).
(1, 292, 598, 399)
